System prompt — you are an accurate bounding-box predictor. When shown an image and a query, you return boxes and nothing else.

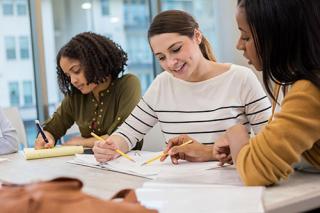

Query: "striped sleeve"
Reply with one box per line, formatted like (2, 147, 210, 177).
(113, 77, 160, 150)
(241, 71, 272, 134)
(113, 99, 158, 149)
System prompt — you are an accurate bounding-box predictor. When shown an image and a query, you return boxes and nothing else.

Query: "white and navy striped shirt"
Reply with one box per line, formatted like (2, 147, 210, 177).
(114, 64, 272, 150)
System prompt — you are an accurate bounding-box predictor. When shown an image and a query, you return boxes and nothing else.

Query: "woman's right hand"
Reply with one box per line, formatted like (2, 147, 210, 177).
(34, 131, 55, 149)
(93, 135, 128, 163)
(160, 135, 214, 164)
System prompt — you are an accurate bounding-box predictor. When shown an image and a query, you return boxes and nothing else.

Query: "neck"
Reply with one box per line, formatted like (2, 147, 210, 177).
(92, 77, 112, 100)
(190, 59, 227, 82)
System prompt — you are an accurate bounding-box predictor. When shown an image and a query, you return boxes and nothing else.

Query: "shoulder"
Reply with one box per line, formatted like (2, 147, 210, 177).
(147, 71, 172, 89)
(282, 80, 320, 110)
(116, 73, 140, 85)
(226, 64, 256, 81)
(114, 73, 141, 89)
(291, 80, 320, 95)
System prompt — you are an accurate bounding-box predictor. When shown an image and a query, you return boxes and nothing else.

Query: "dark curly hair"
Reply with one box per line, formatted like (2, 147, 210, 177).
(56, 32, 128, 95)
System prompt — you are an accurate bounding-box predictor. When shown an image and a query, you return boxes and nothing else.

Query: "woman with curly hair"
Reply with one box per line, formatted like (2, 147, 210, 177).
(35, 32, 141, 149)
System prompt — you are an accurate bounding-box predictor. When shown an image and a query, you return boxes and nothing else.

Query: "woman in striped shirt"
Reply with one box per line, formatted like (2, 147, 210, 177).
(93, 10, 271, 162)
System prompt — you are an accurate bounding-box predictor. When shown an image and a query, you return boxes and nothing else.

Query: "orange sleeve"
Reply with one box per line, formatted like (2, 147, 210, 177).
(236, 80, 320, 186)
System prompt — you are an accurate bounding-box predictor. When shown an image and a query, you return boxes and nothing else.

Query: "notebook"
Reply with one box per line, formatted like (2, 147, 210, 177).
(24, 146, 84, 160)
(68, 151, 220, 179)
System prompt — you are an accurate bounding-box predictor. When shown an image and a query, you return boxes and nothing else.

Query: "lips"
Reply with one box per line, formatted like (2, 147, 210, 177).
(75, 84, 84, 91)
(173, 63, 186, 73)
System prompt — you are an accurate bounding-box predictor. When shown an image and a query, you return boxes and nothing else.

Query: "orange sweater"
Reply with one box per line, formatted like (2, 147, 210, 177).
(236, 80, 320, 186)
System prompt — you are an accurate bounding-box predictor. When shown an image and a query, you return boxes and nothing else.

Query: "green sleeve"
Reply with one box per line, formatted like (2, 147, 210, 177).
(43, 95, 75, 140)
(107, 74, 141, 134)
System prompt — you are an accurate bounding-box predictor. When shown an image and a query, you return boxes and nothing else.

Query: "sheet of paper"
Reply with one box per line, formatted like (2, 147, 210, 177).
(24, 146, 84, 160)
(136, 184, 265, 213)
(155, 165, 244, 186)
(68, 151, 220, 179)
(0, 158, 8, 163)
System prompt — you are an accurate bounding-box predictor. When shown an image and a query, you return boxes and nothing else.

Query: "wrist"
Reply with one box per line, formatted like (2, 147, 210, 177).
(204, 144, 215, 161)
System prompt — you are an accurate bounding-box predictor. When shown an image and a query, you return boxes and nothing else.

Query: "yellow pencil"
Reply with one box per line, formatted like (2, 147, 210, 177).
(141, 139, 193, 166)
(90, 132, 136, 163)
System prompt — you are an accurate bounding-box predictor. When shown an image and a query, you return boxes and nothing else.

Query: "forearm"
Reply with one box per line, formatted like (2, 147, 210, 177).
(0, 136, 19, 154)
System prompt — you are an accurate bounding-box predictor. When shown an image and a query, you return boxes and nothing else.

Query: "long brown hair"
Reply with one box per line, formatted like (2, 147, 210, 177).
(148, 10, 216, 62)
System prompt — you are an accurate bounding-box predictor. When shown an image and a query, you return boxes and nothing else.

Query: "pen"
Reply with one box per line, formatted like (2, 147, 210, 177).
(90, 132, 136, 163)
(141, 139, 193, 166)
(35, 120, 49, 144)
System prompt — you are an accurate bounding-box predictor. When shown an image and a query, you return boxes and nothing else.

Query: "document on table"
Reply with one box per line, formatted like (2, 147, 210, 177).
(24, 146, 84, 160)
(0, 158, 8, 163)
(136, 182, 265, 213)
(68, 151, 220, 179)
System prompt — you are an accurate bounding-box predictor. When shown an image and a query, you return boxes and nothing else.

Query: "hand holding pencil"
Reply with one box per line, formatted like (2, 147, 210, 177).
(160, 135, 215, 164)
(91, 133, 135, 163)
(141, 139, 193, 166)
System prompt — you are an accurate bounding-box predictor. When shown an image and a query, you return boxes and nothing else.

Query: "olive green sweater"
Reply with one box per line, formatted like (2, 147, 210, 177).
(44, 74, 141, 143)
(237, 80, 320, 186)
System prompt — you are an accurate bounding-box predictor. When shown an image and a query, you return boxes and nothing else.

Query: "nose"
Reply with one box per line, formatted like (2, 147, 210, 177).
(236, 38, 244, 51)
(70, 75, 78, 85)
(166, 56, 178, 70)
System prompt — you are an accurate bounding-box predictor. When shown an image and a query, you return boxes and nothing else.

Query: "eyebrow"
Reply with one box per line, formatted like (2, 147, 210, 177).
(69, 64, 80, 72)
(154, 41, 183, 56)
(238, 27, 248, 33)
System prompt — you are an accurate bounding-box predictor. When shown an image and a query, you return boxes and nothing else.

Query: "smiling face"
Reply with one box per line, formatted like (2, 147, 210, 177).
(59, 56, 97, 94)
(149, 30, 203, 81)
(236, 7, 262, 71)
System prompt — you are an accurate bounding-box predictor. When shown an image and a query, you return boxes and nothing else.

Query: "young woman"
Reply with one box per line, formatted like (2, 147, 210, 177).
(93, 10, 271, 162)
(35, 32, 141, 149)
(164, 0, 320, 186)
(0, 107, 19, 155)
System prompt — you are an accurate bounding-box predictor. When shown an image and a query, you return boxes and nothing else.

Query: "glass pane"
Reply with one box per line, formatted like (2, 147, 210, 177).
(8, 82, 20, 106)
(42, 0, 154, 119)
(4, 36, 16, 59)
(0, 0, 37, 147)
(23, 80, 33, 106)
(16, 3, 27, 16)
(100, 0, 109, 15)
(19, 36, 29, 59)
(2, 2, 14, 15)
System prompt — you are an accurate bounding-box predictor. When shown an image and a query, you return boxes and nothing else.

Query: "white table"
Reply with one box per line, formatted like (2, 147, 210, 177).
(0, 153, 319, 212)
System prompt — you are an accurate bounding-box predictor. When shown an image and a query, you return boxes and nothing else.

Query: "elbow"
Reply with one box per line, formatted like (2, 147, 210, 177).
(238, 163, 294, 186)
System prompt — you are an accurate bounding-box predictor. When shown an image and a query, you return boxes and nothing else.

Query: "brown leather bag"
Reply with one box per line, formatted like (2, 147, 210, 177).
(0, 177, 157, 213)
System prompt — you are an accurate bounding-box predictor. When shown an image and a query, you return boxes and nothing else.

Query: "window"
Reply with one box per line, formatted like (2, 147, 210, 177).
(2, 2, 13, 16)
(19, 36, 29, 59)
(4, 36, 16, 60)
(100, 0, 110, 16)
(9, 82, 20, 106)
(124, 0, 148, 27)
(23, 81, 33, 106)
(16, 0, 28, 16)
(0, 1, 36, 147)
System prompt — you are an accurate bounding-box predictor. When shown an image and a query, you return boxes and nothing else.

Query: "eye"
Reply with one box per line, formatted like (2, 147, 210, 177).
(157, 55, 165, 61)
(241, 36, 250, 42)
(172, 46, 182, 53)
(73, 69, 81, 74)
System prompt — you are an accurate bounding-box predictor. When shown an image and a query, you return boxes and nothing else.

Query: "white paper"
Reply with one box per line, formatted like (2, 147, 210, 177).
(68, 151, 220, 179)
(0, 158, 8, 163)
(136, 183, 265, 213)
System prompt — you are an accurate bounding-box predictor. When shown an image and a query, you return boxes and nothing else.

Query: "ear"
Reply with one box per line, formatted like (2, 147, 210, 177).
(193, 28, 202, 45)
